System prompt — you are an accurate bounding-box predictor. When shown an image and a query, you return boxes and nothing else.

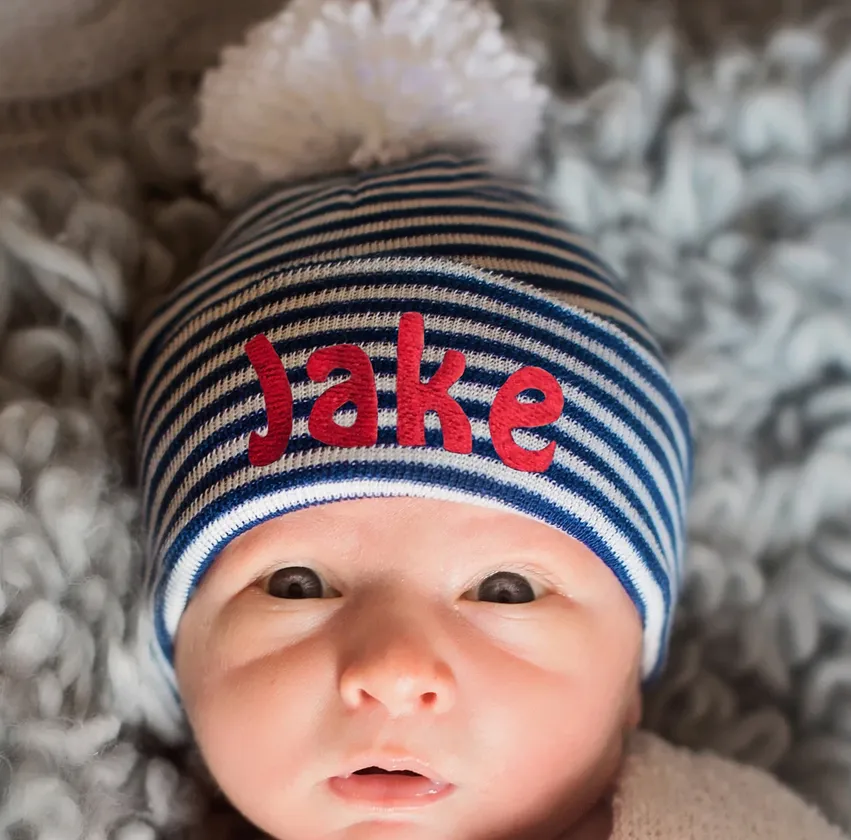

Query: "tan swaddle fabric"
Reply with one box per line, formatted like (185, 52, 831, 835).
(612, 730, 849, 840)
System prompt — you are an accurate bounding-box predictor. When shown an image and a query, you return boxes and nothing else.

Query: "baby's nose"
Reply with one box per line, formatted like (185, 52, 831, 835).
(337, 613, 457, 718)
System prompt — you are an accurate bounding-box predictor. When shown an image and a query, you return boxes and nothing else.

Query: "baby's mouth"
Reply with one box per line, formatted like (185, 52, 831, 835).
(353, 767, 423, 776)
(329, 758, 455, 805)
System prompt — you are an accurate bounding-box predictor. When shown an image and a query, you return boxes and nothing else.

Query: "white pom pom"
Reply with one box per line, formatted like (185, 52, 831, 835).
(193, 0, 550, 206)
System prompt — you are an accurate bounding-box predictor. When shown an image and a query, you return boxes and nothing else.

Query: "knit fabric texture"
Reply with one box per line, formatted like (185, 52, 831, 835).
(130, 152, 693, 701)
(0, 0, 282, 173)
(610, 730, 849, 839)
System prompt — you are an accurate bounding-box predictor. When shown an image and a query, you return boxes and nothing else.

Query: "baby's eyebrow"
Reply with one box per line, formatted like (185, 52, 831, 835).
(247, 522, 361, 559)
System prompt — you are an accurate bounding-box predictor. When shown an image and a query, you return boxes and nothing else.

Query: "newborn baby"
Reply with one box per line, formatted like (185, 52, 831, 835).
(129, 1, 701, 837)
(174, 495, 643, 839)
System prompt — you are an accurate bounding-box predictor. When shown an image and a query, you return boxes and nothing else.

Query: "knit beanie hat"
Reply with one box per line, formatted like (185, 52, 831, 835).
(130, 0, 693, 706)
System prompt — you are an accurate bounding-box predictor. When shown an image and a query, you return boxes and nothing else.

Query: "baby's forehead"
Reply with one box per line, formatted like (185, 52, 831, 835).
(248, 496, 542, 541)
(195, 496, 630, 616)
(219, 495, 598, 573)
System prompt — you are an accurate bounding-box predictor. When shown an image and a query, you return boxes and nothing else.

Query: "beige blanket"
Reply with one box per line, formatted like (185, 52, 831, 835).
(613, 731, 849, 840)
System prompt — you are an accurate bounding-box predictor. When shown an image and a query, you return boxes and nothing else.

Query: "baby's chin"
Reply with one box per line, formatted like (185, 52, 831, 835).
(495, 795, 613, 840)
(195, 771, 618, 840)
(194, 728, 628, 840)
(558, 794, 614, 840)
(200, 762, 619, 840)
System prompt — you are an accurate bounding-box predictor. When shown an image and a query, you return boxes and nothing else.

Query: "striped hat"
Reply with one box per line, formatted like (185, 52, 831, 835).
(129, 0, 693, 705)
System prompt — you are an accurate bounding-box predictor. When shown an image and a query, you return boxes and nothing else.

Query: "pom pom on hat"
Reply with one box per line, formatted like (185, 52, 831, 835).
(193, 0, 550, 207)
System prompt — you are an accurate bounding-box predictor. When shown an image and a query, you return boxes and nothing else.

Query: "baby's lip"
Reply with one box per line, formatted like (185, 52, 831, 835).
(335, 752, 449, 784)
(329, 752, 455, 808)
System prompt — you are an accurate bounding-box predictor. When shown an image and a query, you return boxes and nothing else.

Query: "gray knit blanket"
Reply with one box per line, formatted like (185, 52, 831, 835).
(1, 1, 851, 837)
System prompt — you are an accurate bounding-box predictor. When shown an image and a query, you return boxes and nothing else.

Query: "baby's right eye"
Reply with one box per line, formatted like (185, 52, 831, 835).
(266, 566, 328, 599)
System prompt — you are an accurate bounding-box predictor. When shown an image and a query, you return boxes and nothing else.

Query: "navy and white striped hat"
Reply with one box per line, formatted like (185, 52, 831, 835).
(130, 153, 693, 700)
(129, 0, 693, 708)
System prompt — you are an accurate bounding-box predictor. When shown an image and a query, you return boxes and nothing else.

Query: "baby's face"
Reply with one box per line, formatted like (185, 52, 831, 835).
(174, 497, 643, 840)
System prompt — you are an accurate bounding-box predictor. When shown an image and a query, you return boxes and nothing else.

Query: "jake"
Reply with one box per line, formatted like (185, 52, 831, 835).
(245, 311, 564, 474)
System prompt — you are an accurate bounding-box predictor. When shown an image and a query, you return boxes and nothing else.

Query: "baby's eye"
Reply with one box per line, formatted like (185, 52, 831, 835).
(472, 571, 536, 604)
(266, 566, 328, 599)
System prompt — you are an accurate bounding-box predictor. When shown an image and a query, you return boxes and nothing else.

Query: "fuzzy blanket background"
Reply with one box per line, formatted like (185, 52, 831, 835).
(1, 0, 851, 837)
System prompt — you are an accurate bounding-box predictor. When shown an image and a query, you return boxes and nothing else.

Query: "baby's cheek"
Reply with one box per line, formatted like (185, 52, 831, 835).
(464, 597, 639, 770)
(184, 635, 334, 795)
(462, 597, 634, 731)
(467, 665, 627, 838)
(463, 596, 618, 674)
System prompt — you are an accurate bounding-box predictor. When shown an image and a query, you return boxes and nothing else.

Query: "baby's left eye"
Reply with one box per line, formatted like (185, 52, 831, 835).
(266, 566, 328, 599)
(471, 571, 537, 604)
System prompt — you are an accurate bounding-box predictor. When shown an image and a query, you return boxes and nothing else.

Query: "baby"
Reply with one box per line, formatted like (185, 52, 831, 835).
(176, 494, 645, 840)
(128, 1, 688, 838)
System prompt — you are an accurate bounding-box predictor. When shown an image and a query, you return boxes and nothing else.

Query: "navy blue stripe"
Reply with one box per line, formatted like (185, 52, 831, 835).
(154, 412, 673, 573)
(135, 173, 613, 375)
(137, 209, 626, 378)
(217, 165, 504, 252)
(229, 207, 615, 283)
(214, 202, 622, 296)
(221, 163, 584, 261)
(145, 331, 683, 556)
(131, 258, 643, 412)
(213, 174, 493, 258)
(135, 248, 639, 401)
(213, 188, 607, 292)
(213, 153, 498, 251)
(139, 310, 684, 506)
(497, 270, 659, 358)
(208, 224, 616, 280)
(148, 355, 677, 559)
(132, 243, 649, 395)
(133, 261, 654, 404)
(132, 159, 499, 373)
(153, 459, 667, 667)
(137, 270, 688, 468)
(216, 176, 628, 306)
(225, 152, 536, 236)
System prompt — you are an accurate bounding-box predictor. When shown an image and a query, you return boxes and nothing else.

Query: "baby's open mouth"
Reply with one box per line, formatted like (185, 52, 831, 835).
(329, 763, 455, 805)
(353, 767, 422, 776)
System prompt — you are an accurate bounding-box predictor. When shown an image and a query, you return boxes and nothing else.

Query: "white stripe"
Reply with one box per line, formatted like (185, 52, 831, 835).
(139, 312, 687, 517)
(139, 603, 182, 705)
(216, 196, 613, 289)
(148, 374, 680, 577)
(212, 156, 489, 251)
(132, 243, 635, 382)
(136, 258, 686, 469)
(134, 260, 645, 429)
(158, 475, 667, 679)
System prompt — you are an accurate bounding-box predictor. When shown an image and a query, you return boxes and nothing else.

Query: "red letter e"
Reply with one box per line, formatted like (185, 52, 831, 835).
(490, 367, 563, 472)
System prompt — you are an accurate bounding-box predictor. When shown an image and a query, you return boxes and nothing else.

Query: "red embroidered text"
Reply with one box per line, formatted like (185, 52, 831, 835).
(245, 312, 563, 473)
